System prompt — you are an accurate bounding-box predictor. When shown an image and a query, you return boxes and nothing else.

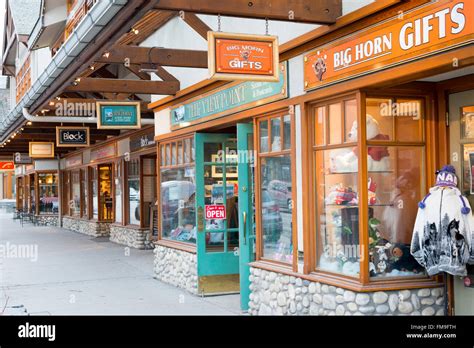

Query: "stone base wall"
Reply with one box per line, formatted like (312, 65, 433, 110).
(36, 215, 59, 226)
(109, 225, 154, 249)
(153, 245, 198, 294)
(249, 267, 445, 316)
(62, 217, 110, 237)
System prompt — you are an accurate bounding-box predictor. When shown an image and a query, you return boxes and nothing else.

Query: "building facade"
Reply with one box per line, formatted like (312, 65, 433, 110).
(0, 0, 472, 315)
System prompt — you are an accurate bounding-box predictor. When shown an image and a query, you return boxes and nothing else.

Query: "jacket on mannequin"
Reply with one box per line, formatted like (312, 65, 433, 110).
(410, 165, 474, 276)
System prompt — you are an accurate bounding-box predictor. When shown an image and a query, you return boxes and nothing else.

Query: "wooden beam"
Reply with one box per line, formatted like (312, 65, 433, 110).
(97, 45, 208, 68)
(181, 12, 212, 40)
(154, 65, 178, 82)
(126, 64, 151, 80)
(66, 78, 180, 94)
(154, 0, 341, 24)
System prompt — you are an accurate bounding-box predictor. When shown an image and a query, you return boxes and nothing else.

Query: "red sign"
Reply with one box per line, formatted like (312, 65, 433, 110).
(304, 0, 474, 90)
(208, 31, 279, 82)
(0, 161, 14, 170)
(205, 205, 226, 220)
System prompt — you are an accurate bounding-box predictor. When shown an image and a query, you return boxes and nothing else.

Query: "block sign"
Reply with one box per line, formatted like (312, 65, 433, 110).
(304, 0, 474, 90)
(0, 161, 14, 170)
(96, 101, 141, 129)
(29, 142, 55, 158)
(205, 205, 226, 220)
(208, 31, 279, 82)
(56, 127, 90, 147)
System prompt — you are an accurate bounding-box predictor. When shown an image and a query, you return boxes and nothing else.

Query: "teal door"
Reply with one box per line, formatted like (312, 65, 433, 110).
(195, 133, 240, 294)
(237, 123, 255, 311)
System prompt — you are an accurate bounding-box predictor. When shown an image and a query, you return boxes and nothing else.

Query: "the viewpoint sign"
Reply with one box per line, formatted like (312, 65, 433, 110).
(304, 0, 474, 90)
(13, 152, 32, 165)
(96, 101, 141, 129)
(171, 62, 287, 129)
(29, 142, 55, 158)
(56, 127, 90, 147)
(208, 31, 279, 82)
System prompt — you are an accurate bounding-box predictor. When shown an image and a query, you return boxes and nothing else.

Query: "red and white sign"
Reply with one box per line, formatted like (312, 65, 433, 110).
(205, 205, 226, 220)
(0, 161, 14, 170)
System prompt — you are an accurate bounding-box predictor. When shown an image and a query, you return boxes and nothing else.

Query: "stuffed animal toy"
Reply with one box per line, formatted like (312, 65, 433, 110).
(325, 184, 357, 205)
(390, 243, 423, 273)
(329, 114, 391, 173)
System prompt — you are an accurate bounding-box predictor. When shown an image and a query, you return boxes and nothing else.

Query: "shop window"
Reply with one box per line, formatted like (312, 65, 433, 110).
(127, 159, 140, 225)
(365, 97, 425, 279)
(91, 167, 98, 219)
(81, 168, 88, 218)
(311, 94, 428, 282)
(29, 175, 35, 214)
(159, 136, 196, 244)
(63, 172, 70, 216)
(142, 157, 157, 228)
(38, 173, 58, 215)
(71, 171, 80, 217)
(115, 162, 123, 224)
(99, 164, 113, 221)
(257, 112, 296, 265)
(314, 98, 361, 277)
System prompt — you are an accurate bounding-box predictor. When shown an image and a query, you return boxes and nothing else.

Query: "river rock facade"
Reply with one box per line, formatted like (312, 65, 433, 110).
(109, 225, 153, 249)
(248, 267, 445, 316)
(153, 246, 198, 294)
(62, 217, 110, 237)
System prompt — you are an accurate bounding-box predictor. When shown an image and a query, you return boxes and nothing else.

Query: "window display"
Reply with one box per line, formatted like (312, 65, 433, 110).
(365, 97, 426, 278)
(313, 96, 428, 280)
(314, 99, 361, 277)
(92, 167, 98, 219)
(128, 159, 140, 225)
(142, 157, 157, 228)
(115, 162, 122, 224)
(71, 171, 80, 217)
(258, 113, 295, 264)
(99, 164, 113, 221)
(160, 136, 196, 244)
(38, 173, 59, 215)
(81, 168, 88, 218)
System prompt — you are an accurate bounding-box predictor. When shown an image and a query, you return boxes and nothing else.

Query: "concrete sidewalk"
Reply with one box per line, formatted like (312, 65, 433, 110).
(0, 209, 241, 315)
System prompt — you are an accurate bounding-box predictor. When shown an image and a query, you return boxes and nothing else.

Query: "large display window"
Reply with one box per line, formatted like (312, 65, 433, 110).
(38, 173, 59, 215)
(256, 111, 297, 268)
(159, 136, 196, 244)
(309, 91, 434, 288)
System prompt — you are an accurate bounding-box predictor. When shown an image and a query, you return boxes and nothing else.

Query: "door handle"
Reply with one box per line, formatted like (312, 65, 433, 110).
(242, 211, 247, 245)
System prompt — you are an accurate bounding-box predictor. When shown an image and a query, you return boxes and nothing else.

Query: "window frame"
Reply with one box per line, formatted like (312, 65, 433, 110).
(255, 109, 298, 272)
(305, 90, 442, 291)
(156, 134, 197, 252)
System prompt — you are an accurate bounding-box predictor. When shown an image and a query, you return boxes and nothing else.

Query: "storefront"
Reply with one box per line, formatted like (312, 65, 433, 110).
(0, 160, 15, 200)
(14, 160, 59, 225)
(61, 126, 157, 249)
(151, 0, 473, 314)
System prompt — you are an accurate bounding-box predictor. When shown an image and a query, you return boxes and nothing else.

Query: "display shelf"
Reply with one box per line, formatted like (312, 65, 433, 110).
(326, 203, 394, 208)
(328, 170, 394, 175)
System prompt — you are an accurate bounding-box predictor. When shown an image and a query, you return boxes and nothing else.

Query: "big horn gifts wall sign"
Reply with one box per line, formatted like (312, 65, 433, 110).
(96, 101, 141, 129)
(56, 127, 90, 147)
(29, 142, 55, 158)
(304, 0, 474, 90)
(208, 32, 279, 82)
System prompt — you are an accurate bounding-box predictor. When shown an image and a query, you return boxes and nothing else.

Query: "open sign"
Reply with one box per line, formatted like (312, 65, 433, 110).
(205, 205, 226, 220)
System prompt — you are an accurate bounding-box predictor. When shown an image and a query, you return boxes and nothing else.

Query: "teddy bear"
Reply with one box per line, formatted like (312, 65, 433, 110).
(329, 114, 391, 173)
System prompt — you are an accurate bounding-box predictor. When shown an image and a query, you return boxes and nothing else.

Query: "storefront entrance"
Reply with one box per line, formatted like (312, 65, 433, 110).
(195, 124, 256, 305)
